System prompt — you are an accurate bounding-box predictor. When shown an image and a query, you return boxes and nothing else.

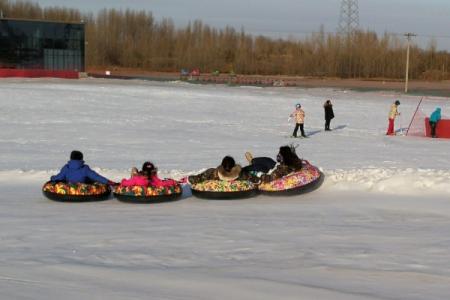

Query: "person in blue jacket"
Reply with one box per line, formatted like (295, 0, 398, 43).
(51, 150, 116, 185)
(429, 107, 441, 138)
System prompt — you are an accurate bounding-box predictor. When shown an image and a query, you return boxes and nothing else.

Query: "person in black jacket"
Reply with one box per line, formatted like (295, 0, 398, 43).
(324, 100, 334, 131)
(241, 151, 277, 175)
(261, 146, 303, 183)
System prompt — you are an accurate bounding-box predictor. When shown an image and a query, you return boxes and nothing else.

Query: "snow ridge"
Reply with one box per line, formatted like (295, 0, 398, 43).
(324, 168, 450, 195)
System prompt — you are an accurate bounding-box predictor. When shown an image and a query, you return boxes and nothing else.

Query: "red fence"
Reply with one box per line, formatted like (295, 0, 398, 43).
(425, 117, 450, 139)
(0, 69, 79, 79)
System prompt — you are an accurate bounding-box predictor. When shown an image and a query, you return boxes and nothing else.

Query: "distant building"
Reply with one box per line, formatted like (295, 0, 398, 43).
(0, 17, 85, 78)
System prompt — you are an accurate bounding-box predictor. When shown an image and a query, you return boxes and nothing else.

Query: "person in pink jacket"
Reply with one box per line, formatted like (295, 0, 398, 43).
(121, 162, 178, 188)
(142, 161, 178, 188)
(290, 103, 306, 138)
(120, 167, 149, 187)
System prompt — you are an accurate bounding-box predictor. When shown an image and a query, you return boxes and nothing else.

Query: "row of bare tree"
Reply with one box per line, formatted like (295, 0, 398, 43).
(1, 0, 449, 79)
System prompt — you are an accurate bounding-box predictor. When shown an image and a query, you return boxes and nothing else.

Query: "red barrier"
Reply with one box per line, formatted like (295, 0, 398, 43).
(425, 117, 450, 139)
(0, 69, 79, 79)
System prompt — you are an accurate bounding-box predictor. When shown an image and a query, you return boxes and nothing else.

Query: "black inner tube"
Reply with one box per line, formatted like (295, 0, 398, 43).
(43, 190, 111, 202)
(191, 188, 258, 200)
(113, 192, 182, 204)
(42, 181, 111, 202)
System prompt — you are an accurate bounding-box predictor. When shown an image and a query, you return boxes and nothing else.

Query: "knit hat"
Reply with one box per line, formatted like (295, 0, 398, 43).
(70, 150, 83, 161)
(296, 103, 301, 108)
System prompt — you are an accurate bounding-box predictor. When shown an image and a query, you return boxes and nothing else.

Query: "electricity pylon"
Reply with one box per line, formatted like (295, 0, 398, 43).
(338, 0, 360, 35)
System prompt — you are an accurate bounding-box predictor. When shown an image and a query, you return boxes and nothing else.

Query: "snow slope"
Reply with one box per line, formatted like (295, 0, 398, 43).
(1, 78, 449, 299)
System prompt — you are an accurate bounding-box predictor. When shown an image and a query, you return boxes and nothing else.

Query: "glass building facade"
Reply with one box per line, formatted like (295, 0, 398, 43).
(0, 18, 85, 71)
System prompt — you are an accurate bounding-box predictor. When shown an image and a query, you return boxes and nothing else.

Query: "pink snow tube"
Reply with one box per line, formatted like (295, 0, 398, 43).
(258, 161, 324, 195)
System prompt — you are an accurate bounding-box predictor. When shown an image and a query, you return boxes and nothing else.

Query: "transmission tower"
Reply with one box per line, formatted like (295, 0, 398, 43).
(338, 0, 360, 35)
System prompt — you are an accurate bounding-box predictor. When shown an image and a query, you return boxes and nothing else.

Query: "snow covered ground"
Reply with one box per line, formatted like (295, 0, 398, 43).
(1, 78, 450, 299)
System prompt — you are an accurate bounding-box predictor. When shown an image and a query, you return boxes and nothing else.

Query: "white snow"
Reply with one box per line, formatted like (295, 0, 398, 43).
(1, 78, 450, 299)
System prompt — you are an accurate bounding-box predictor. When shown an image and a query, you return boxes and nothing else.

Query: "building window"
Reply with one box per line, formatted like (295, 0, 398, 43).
(0, 19, 85, 71)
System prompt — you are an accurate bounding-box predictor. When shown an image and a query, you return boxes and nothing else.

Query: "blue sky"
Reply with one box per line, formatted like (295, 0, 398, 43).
(33, 0, 450, 49)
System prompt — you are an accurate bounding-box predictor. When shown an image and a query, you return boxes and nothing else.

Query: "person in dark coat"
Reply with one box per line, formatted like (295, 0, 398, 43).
(241, 151, 276, 175)
(188, 156, 261, 184)
(188, 156, 242, 184)
(261, 146, 303, 183)
(324, 100, 335, 131)
(50, 150, 116, 185)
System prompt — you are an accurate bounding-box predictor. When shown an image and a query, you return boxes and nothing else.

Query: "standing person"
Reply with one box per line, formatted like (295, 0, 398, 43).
(290, 103, 306, 138)
(324, 100, 335, 131)
(386, 100, 401, 136)
(429, 107, 441, 138)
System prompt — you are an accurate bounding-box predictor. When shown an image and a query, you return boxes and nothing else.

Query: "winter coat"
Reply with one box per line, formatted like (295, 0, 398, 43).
(261, 159, 303, 183)
(242, 157, 277, 174)
(188, 164, 245, 184)
(324, 104, 335, 120)
(148, 175, 178, 188)
(120, 174, 177, 188)
(188, 168, 216, 184)
(430, 108, 442, 123)
(291, 109, 305, 124)
(51, 160, 109, 184)
(388, 104, 399, 120)
(121, 175, 149, 187)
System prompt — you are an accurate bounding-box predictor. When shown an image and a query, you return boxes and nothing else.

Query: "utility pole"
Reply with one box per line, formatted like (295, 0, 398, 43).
(404, 33, 416, 93)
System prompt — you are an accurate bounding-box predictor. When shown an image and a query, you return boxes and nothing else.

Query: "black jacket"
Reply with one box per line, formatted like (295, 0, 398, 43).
(324, 105, 334, 120)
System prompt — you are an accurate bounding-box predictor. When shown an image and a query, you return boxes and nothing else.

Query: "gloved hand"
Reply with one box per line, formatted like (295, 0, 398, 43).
(178, 177, 188, 184)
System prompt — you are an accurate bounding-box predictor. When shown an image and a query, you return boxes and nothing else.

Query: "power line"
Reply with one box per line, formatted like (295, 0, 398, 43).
(371, 32, 450, 40)
(250, 28, 450, 42)
(409, 34, 450, 40)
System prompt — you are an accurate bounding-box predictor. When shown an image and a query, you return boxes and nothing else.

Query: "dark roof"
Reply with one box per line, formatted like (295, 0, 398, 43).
(0, 17, 84, 25)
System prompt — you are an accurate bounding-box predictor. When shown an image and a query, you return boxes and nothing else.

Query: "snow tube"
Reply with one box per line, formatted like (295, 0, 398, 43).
(191, 180, 258, 200)
(42, 181, 111, 202)
(113, 184, 182, 203)
(258, 162, 324, 196)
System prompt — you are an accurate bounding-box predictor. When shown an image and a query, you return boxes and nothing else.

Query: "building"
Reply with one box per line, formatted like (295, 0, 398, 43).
(0, 17, 85, 78)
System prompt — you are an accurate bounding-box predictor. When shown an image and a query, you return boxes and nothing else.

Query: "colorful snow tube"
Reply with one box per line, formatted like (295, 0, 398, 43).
(42, 181, 111, 202)
(258, 162, 324, 196)
(113, 184, 182, 203)
(191, 180, 258, 200)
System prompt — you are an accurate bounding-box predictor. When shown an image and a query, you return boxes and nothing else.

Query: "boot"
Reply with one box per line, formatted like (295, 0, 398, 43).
(245, 152, 253, 163)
